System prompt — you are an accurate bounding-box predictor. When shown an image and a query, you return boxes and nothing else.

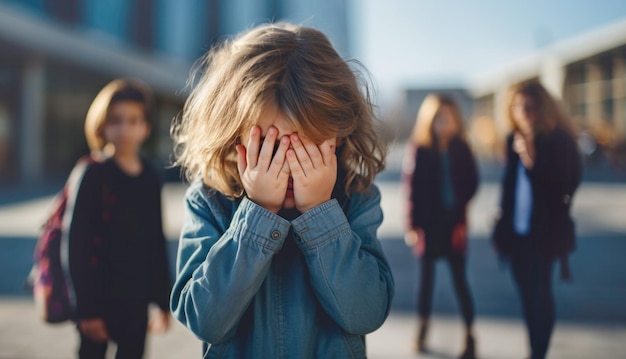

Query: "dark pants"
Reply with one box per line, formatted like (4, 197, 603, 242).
(510, 244, 556, 359)
(77, 304, 148, 359)
(418, 253, 475, 327)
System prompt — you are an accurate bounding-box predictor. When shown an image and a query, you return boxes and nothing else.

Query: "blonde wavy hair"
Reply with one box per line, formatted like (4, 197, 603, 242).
(505, 79, 575, 137)
(409, 93, 466, 148)
(171, 22, 387, 198)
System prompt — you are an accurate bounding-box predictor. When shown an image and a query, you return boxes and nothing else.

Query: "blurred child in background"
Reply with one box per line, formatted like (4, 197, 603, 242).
(68, 78, 171, 359)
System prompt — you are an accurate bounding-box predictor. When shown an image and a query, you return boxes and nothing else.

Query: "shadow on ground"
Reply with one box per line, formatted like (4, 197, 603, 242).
(2, 234, 625, 327)
(381, 235, 626, 326)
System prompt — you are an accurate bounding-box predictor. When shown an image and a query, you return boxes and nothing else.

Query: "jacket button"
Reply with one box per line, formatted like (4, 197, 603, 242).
(271, 230, 281, 240)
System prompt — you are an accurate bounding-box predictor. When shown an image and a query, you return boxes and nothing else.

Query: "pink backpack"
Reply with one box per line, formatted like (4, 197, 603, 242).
(31, 156, 97, 323)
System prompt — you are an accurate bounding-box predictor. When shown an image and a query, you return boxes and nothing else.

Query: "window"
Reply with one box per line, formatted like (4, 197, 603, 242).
(46, 0, 81, 25)
(132, 0, 155, 49)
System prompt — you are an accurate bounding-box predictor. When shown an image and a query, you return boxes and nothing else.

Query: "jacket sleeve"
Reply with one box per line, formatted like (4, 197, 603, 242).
(496, 134, 520, 214)
(527, 130, 582, 255)
(151, 179, 172, 312)
(67, 164, 106, 319)
(291, 185, 395, 335)
(170, 185, 291, 344)
(527, 130, 582, 209)
(492, 134, 516, 254)
(401, 144, 416, 230)
(404, 146, 426, 229)
(458, 141, 479, 206)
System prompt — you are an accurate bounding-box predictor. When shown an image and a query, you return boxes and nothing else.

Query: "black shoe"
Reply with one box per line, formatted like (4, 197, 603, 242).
(416, 320, 428, 353)
(459, 334, 475, 359)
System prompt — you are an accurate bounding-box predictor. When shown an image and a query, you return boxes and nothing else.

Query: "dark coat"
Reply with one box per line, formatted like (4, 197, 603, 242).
(406, 138, 479, 256)
(492, 128, 582, 257)
(68, 158, 171, 320)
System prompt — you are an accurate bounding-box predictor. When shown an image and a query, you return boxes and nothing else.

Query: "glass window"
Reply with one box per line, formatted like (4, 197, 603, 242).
(0, 65, 20, 183)
(131, 0, 155, 49)
(82, 0, 129, 40)
(10, 0, 44, 13)
(603, 98, 614, 122)
(46, 0, 81, 25)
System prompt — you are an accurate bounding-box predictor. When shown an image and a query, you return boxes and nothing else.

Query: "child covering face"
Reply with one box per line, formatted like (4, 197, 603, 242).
(169, 22, 394, 358)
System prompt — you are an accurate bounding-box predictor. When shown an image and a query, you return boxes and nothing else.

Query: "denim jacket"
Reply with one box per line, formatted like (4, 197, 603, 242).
(171, 179, 395, 358)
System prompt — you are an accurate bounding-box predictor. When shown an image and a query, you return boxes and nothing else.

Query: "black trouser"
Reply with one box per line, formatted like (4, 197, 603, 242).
(510, 241, 556, 359)
(77, 303, 148, 359)
(418, 252, 475, 327)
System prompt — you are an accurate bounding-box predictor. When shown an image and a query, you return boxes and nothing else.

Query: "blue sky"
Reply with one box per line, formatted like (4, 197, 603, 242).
(350, 0, 626, 105)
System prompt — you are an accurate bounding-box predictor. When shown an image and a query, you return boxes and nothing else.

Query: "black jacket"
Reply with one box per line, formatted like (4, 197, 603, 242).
(406, 138, 479, 255)
(493, 128, 582, 257)
(68, 158, 171, 319)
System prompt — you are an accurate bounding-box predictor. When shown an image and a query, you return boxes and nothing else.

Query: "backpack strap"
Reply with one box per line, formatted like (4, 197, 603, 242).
(60, 155, 100, 312)
(31, 155, 100, 323)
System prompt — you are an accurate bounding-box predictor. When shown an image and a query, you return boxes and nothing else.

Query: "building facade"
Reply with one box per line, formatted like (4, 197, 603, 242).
(0, 0, 349, 187)
(468, 18, 626, 164)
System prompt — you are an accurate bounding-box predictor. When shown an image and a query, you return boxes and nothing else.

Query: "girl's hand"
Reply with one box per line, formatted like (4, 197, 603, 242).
(148, 310, 171, 334)
(286, 134, 337, 213)
(513, 132, 535, 169)
(79, 318, 109, 342)
(451, 222, 467, 252)
(236, 126, 291, 213)
(405, 227, 425, 257)
(404, 229, 418, 247)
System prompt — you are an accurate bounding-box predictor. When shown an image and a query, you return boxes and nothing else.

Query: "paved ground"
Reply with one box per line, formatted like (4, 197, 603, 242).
(1, 149, 626, 358)
(2, 297, 625, 359)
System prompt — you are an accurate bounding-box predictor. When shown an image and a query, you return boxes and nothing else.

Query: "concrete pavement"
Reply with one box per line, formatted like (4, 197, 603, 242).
(2, 296, 625, 359)
(3, 179, 626, 244)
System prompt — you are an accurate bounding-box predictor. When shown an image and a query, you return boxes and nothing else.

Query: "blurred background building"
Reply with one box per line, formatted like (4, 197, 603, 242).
(379, 87, 474, 149)
(1, 0, 625, 191)
(385, 18, 626, 167)
(467, 18, 626, 165)
(0, 0, 349, 188)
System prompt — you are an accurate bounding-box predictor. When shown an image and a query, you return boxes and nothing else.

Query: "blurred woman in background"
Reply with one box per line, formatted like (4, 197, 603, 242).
(492, 80, 582, 359)
(403, 94, 479, 359)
